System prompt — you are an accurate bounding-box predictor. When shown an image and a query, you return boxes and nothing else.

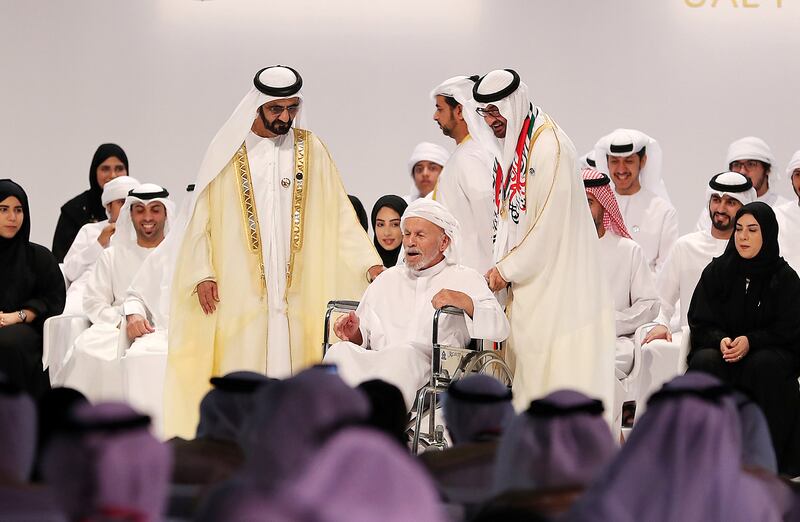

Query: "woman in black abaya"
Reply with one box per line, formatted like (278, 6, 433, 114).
(688, 202, 800, 474)
(370, 195, 407, 268)
(51, 143, 129, 262)
(0, 180, 65, 397)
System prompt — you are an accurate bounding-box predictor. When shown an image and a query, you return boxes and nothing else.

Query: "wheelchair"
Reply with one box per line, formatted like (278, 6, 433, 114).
(322, 300, 513, 454)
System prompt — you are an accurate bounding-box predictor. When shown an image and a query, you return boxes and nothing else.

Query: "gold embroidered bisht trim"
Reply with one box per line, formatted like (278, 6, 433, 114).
(234, 143, 267, 295)
(287, 128, 309, 289)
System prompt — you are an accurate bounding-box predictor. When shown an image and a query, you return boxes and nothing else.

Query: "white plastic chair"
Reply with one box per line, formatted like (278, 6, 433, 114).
(42, 314, 90, 386)
(635, 325, 691, 417)
(612, 323, 652, 437)
(118, 316, 168, 438)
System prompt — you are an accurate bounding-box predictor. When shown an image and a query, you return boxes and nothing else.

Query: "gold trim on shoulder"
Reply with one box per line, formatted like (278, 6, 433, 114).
(286, 128, 310, 289)
(234, 142, 267, 295)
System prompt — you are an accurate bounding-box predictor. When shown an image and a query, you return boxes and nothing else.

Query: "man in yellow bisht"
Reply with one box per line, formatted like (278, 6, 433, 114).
(164, 65, 383, 438)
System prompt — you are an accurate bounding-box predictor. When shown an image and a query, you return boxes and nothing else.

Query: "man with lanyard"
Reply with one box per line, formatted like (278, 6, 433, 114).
(471, 69, 615, 415)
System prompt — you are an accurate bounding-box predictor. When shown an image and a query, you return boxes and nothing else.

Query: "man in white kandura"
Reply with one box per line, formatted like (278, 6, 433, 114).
(323, 199, 509, 409)
(165, 65, 381, 438)
(594, 129, 677, 273)
(62, 176, 141, 314)
(64, 184, 173, 402)
(776, 150, 800, 272)
(404, 142, 450, 203)
(696, 137, 789, 231)
(118, 185, 196, 433)
(471, 69, 615, 414)
(583, 169, 658, 385)
(644, 171, 756, 343)
(430, 75, 495, 274)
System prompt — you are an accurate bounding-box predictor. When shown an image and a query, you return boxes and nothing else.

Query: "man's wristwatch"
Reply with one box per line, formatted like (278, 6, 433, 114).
(17, 310, 27, 324)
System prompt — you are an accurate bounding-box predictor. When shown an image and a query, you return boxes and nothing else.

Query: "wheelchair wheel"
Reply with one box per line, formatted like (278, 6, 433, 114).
(462, 352, 513, 386)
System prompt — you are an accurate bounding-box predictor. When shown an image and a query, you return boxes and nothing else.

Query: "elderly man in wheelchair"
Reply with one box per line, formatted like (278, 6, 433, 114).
(323, 199, 510, 413)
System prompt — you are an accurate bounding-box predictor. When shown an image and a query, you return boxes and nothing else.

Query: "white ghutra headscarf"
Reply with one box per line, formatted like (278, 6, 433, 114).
(594, 128, 670, 203)
(112, 183, 175, 251)
(400, 198, 462, 266)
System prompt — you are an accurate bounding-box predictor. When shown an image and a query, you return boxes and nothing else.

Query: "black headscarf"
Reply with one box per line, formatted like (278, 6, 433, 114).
(87, 144, 129, 219)
(0, 179, 33, 311)
(348, 195, 368, 233)
(370, 195, 407, 268)
(701, 202, 787, 335)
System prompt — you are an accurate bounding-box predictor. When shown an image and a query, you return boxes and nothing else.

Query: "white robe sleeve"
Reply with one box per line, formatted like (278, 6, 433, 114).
(62, 224, 104, 283)
(462, 272, 510, 342)
(615, 244, 659, 337)
(353, 280, 385, 349)
(655, 243, 681, 327)
(122, 294, 148, 320)
(83, 249, 122, 326)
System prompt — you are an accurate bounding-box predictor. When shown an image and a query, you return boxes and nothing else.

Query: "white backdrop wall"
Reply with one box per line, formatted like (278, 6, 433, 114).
(1, 0, 797, 246)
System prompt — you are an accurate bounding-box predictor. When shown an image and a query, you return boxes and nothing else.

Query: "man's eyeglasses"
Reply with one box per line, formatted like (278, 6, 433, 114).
(476, 107, 502, 118)
(730, 160, 762, 171)
(264, 104, 301, 117)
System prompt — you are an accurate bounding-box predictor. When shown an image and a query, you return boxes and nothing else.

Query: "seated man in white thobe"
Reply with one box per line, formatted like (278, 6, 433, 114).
(403, 142, 450, 203)
(776, 150, 800, 272)
(594, 129, 677, 272)
(583, 169, 659, 381)
(63, 184, 174, 401)
(696, 137, 789, 231)
(323, 199, 510, 409)
(119, 184, 194, 433)
(644, 172, 756, 343)
(62, 176, 140, 313)
(430, 75, 495, 274)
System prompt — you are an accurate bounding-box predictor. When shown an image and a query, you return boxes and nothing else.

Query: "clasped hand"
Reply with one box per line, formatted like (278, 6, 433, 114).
(720, 336, 749, 363)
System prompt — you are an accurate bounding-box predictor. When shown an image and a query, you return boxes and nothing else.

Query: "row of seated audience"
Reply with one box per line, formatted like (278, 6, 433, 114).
(1, 367, 798, 521)
(2, 133, 800, 472)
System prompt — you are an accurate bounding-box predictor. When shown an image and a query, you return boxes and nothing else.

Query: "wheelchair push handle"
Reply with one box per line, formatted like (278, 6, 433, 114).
(323, 300, 362, 356)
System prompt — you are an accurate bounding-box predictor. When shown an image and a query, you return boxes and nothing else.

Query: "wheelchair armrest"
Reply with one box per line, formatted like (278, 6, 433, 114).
(322, 300, 361, 356)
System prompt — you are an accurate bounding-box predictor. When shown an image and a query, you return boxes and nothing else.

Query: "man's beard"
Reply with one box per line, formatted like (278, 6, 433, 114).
(438, 120, 453, 138)
(258, 107, 293, 136)
(405, 248, 438, 270)
(267, 118, 292, 135)
(710, 211, 733, 231)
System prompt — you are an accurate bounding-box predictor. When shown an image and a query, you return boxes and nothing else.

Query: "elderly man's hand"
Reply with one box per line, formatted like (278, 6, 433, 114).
(196, 280, 219, 315)
(431, 289, 475, 318)
(126, 314, 155, 340)
(334, 311, 363, 345)
(484, 266, 508, 293)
